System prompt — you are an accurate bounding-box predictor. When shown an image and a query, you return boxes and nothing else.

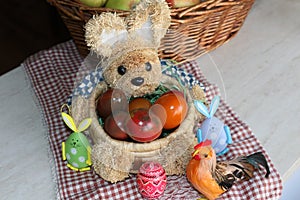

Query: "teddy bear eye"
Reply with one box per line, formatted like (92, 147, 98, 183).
(117, 65, 127, 75)
(145, 62, 152, 71)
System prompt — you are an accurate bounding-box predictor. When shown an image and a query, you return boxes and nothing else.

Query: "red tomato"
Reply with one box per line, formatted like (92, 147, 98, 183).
(126, 109, 163, 142)
(154, 90, 188, 129)
(129, 98, 151, 113)
(104, 111, 129, 140)
(97, 88, 128, 118)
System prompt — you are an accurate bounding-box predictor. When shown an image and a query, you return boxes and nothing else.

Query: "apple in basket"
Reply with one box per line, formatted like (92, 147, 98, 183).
(129, 97, 151, 113)
(126, 107, 165, 142)
(105, 0, 140, 11)
(165, 0, 201, 8)
(96, 88, 128, 119)
(79, 0, 107, 7)
(154, 90, 188, 130)
(104, 111, 130, 140)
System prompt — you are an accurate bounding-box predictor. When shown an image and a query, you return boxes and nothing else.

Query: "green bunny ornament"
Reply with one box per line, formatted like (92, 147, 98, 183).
(61, 112, 92, 172)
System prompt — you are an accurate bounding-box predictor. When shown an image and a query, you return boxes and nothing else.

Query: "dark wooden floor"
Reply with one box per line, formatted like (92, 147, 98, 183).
(0, 0, 71, 75)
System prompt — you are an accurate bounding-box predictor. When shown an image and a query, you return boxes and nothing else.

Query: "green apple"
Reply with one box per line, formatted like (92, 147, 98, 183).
(79, 0, 107, 7)
(105, 0, 140, 11)
(165, 0, 200, 8)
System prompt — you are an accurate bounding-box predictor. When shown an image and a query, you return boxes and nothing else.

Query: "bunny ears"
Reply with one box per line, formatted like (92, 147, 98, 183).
(85, 0, 171, 58)
(61, 112, 92, 133)
(85, 13, 128, 58)
(194, 96, 220, 118)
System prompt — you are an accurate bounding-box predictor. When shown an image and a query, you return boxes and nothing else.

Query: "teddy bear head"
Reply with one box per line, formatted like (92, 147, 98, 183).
(84, 0, 171, 97)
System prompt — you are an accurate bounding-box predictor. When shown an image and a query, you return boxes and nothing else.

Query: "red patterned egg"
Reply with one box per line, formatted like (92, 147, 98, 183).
(137, 162, 167, 199)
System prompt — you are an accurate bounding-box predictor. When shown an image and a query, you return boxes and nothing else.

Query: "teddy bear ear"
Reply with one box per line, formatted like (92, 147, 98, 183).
(126, 0, 171, 48)
(85, 13, 128, 57)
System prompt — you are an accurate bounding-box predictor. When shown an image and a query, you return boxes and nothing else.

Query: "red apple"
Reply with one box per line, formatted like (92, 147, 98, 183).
(126, 108, 163, 142)
(104, 111, 129, 140)
(129, 97, 152, 113)
(165, 0, 200, 8)
(148, 104, 167, 130)
(154, 90, 188, 129)
(97, 88, 128, 119)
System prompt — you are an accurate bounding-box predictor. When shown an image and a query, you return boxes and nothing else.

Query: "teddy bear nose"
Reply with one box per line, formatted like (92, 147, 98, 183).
(131, 77, 144, 86)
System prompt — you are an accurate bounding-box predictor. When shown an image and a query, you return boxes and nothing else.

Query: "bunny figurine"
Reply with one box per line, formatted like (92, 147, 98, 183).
(61, 112, 92, 171)
(194, 96, 232, 155)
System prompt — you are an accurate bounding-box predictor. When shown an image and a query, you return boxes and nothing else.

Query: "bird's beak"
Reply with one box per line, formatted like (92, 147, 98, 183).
(208, 150, 213, 158)
(192, 148, 213, 159)
(192, 149, 200, 157)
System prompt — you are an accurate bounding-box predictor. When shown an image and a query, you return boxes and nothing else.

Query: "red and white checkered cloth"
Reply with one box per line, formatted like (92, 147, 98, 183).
(24, 41, 282, 200)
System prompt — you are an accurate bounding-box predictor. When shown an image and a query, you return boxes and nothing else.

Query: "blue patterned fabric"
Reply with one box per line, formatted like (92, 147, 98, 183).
(69, 60, 205, 104)
(75, 67, 104, 97)
(160, 60, 205, 90)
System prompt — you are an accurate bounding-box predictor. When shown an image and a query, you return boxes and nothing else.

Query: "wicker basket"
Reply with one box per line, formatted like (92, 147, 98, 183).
(71, 74, 204, 183)
(47, 0, 254, 62)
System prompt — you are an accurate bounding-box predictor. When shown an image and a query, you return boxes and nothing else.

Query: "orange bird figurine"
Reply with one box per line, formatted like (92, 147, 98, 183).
(186, 140, 270, 200)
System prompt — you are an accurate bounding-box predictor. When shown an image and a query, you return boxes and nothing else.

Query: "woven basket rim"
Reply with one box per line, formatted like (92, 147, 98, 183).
(88, 75, 197, 153)
(47, 0, 254, 19)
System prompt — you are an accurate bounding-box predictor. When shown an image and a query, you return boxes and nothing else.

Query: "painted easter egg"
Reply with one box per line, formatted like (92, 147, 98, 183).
(64, 132, 91, 169)
(137, 162, 167, 199)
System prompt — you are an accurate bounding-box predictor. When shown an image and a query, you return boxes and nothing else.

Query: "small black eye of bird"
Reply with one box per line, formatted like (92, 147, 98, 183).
(118, 65, 126, 75)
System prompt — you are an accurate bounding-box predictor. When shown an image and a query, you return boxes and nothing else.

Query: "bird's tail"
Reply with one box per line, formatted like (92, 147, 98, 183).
(228, 152, 270, 180)
(245, 152, 270, 178)
(215, 152, 270, 191)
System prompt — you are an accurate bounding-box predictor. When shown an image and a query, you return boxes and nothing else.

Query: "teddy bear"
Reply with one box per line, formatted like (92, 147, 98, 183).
(70, 0, 207, 183)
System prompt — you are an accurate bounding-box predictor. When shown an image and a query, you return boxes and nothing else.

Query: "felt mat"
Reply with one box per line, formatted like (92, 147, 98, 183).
(23, 40, 282, 200)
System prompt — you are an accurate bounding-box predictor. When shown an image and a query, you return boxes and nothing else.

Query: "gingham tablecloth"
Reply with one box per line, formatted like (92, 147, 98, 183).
(24, 41, 282, 200)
